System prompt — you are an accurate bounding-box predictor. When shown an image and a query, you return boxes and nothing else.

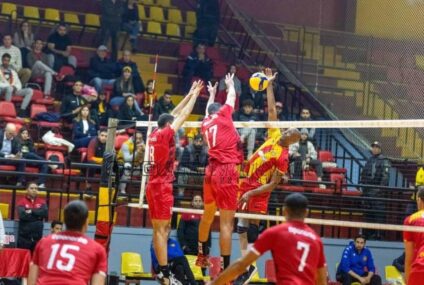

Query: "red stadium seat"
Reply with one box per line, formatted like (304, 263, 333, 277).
(206, 47, 222, 61)
(31, 89, 54, 105)
(265, 259, 276, 283)
(0, 165, 16, 171)
(303, 170, 318, 187)
(25, 167, 39, 173)
(318, 151, 347, 174)
(0, 101, 25, 125)
(46, 151, 80, 176)
(115, 134, 130, 151)
(179, 42, 192, 58)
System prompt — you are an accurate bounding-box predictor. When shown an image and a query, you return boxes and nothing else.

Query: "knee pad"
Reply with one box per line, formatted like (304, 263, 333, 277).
(247, 224, 259, 243)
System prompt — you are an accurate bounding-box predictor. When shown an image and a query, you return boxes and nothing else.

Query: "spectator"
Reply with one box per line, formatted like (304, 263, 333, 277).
(289, 129, 325, 189)
(17, 182, 48, 252)
(13, 20, 34, 68)
(153, 90, 175, 120)
(0, 53, 34, 117)
(392, 252, 405, 273)
(50, 220, 63, 234)
(122, 0, 140, 52)
(194, 0, 219, 46)
(240, 83, 265, 120)
(117, 95, 144, 123)
(72, 105, 98, 149)
(0, 123, 24, 176)
(60, 81, 88, 123)
(177, 195, 210, 255)
(27, 39, 60, 97)
(218, 64, 242, 95)
(46, 23, 77, 70)
(87, 128, 108, 164)
(100, 0, 124, 61)
(299, 107, 316, 143)
(360, 141, 391, 240)
(139, 79, 157, 115)
(177, 135, 208, 196)
(0, 34, 32, 85)
(88, 45, 117, 93)
(150, 237, 197, 285)
(0, 209, 4, 249)
(336, 235, 382, 285)
(275, 102, 287, 121)
(233, 99, 259, 158)
(182, 43, 212, 93)
(91, 92, 111, 126)
(117, 50, 145, 93)
(111, 66, 136, 106)
(17, 127, 50, 188)
(117, 131, 144, 193)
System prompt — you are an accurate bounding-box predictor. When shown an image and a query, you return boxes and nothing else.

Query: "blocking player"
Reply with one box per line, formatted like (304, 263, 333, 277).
(234, 68, 301, 284)
(28, 200, 107, 285)
(404, 186, 424, 285)
(196, 73, 242, 270)
(147, 81, 203, 285)
(210, 193, 328, 285)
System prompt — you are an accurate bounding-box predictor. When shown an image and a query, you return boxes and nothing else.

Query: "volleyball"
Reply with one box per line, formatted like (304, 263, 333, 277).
(249, 72, 269, 92)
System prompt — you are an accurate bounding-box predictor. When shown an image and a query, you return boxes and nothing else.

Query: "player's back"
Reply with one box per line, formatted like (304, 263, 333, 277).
(201, 104, 241, 164)
(253, 221, 325, 285)
(33, 231, 107, 285)
(404, 210, 424, 271)
(148, 126, 176, 183)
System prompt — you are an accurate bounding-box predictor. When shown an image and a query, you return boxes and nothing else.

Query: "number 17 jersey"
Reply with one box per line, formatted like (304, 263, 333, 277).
(201, 104, 242, 164)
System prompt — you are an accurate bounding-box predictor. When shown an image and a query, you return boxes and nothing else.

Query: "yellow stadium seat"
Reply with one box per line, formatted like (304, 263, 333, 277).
(168, 9, 183, 24)
(140, 0, 155, 5)
(156, 0, 171, 7)
(186, 11, 196, 26)
(166, 23, 181, 37)
(23, 6, 40, 21)
(1, 3, 17, 20)
(385, 265, 405, 285)
(0, 203, 9, 219)
(250, 261, 268, 283)
(44, 8, 60, 23)
(147, 21, 162, 35)
(64, 13, 80, 25)
(149, 6, 164, 22)
(185, 25, 195, 38)
(88, 210, 96, 224)
(185, 255, 210, 281)
(121, 252, 153, 278)
(85, 13, 100, 28)
(138, 4, 147, 20)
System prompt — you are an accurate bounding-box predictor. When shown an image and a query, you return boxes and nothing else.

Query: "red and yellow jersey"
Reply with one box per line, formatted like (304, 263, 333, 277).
(404, 210, 424, 273)
(241, 128, 289, 190)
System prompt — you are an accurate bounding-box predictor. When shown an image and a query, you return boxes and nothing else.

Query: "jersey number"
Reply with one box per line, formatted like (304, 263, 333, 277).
(205, 125, 218, 148)
(149, 146, 155, 162)
(47, 244, 80, 271)
(296, 241, 310, 272)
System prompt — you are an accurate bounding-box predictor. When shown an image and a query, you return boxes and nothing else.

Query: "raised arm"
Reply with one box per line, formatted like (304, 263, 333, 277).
(224, 73, 236, 108)
(264, 68, 278, 121)
(171, 81, 203, 130)
(205, 81, 218, 116)
(171, 81, 199, 117)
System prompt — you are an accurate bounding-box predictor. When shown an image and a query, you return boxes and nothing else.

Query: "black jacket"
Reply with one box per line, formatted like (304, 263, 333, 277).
(232, 110, 259, 122)
(0, 130, 20, 157)
(18, 139, 36, 156)
(180, 144, 208, 171)
(88, 55, 118, 80)
(113, 77, 135, 99)
(117, 104, 144, 123)
(60, 93, 88, 122)
(116, 60, 145, 92)
(360, 153, 391, 186)
(101, 0, 124, 25)
(177, 213, 211, 255)
(153, 96, 175, 120)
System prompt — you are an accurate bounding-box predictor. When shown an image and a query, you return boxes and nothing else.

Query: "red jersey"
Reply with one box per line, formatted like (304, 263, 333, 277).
(32, 231, 107, 285)
(252, 221, 326, 285)
(147, 125, 176, 184)
(201, 104, 241, 164)
(404, 210, 424, 273)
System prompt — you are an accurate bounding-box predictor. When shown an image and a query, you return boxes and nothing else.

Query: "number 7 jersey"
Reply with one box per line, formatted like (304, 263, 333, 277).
(201, 104, 242, 164)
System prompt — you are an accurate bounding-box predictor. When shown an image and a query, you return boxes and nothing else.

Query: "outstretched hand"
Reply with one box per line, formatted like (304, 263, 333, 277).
(188, 80, 199, 95)
(264, 67, 278, 83)
(224, 73, 235, 88)
(207, 81, 218, 96)
(194, 80, 204, 94)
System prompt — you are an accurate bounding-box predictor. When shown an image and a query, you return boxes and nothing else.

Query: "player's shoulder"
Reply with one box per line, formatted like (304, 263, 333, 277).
(404, 210, 424, 225)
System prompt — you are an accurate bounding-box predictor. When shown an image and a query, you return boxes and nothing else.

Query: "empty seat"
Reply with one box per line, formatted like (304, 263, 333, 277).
(318, 150, 347, 174)
(156, 0, 171, 7)
(85, 13, 100, 28)
(44, 8, 60, 23)
(115, 134, 130, 151)
(0, 101, 25, 125)
(138, 4, 147, 20)
(0, 203, 9, 219)
(168, 8, 183, 24)
(186, 11, 196, 26)
(23, 6, 40, 21)
(184, 25, 196, 38)
(121, 252, 152, 278)
(147, 21, 162, 35)
(149, 6, 164, 21)
(64, 13, 80, 26)
(140, 0, 155, 5)
(1, 3, 18, 19)
(166, 23, 181, 37)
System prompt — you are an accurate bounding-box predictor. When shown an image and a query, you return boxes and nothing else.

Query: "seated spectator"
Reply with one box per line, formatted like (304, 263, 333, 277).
(72, 105, 98, 149)
(27, 39, 60, 97)
(117, 95, 144, 123)
(122, 0, 141, 52)
(177, 135, 208, 196)
(117, 50, 144, 93)
(50, 220, 63, 234)
(0, 123, 24, 185)
(240, 83, 265, 120)
(88, 45, 117, 93)
(91, 92, 111, 126)
(60, 81, 88, 123)
(87, 128, 107, 164)
(177, 195, 210, 255)
(0, 34, 32, 86)
(289, 129, 325, 189)
(153, 90, 175, 120)
(0, 53, 33, 117)
(299, 107, 316, 144)
(392, 252, 405, 273)
(336, 235, 382, 285)
(150, 237, 197, 285)
(111, 66, 137, 107)
(13, 20, 34, 68)
(117, 131, 144, 193)
(233, 99, 259, 159)
(17, 127, 49, 188)
(275, 101, 287, 121)
(182, 43, 212, 93)
(46, 23, 77, 70)
(218, 64, 242, 95)
(139, 79, 157, 115)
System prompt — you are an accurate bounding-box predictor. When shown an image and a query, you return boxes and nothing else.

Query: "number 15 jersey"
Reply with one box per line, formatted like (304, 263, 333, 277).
(32, 231, 107, 285)
(201, 104, 242, 164)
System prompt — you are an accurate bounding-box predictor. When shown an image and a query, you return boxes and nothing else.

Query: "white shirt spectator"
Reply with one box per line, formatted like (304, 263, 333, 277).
(0, 210, 5, 247)
(0, 45, 22, 71)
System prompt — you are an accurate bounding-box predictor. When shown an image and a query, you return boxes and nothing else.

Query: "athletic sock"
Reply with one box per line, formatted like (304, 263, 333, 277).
(222, 255, 230, 269)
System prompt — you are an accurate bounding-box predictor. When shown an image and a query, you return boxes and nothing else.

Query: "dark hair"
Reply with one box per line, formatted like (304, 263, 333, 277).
(18, 21, 32, 41)
(207, 102, 222, 115)
(164, 90, 172, 96)
(57, 22, 67, 29)
(193, 134, 203, 141)
(284, 193, 308, 218)
(99, 127, 107, 134)
(26, 181, 38, 189)
(354, 234, 367, 242)
(2, 34, 12, 39)
(300, 107, 310, 113)
(417, 186, 424, 201)
(241, 99, 254, 108)
(2, 53, 11, 60)
(51, 220, 63, 229)
(157, 113, 174, 128)
(227, 64, 237, 72)
(64, 200, 89, 231)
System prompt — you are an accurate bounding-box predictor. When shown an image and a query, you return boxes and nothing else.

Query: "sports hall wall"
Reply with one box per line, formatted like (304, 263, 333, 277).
(3, 221, 403, 282)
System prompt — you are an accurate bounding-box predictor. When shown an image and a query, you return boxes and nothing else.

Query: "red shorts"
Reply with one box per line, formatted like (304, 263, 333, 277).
(204, 162, 239, 210)
(409, 271, 424, 285)
(238, 180, 269, 214)
(146, 183, 173, 220)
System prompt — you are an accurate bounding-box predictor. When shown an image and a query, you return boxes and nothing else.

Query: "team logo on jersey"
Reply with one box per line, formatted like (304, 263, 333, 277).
(258, 150, 267, 162)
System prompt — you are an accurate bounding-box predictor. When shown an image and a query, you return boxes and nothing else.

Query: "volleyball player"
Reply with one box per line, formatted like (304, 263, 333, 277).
(210, 193, 327, 285)
(404, 186, 424, 285)
(196, 73, 242, 270)
(28, 200, 107, 285)
(147, 80, 203, 285)
(234, 68, 301, 284)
